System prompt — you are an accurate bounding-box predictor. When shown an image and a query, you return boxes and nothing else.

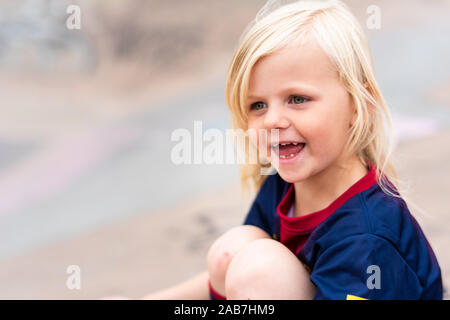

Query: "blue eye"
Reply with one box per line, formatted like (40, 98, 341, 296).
(289, 95, 308, 104)
(250, 102, 267, 111)
(249, 95, 308, 111)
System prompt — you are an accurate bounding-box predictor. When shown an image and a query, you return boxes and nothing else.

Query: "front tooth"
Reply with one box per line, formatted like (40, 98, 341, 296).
(292, 142, 298, 145)
(280, 155, 286, 159)
(281, 143, 287, 146)
(290, 154, 295, 157)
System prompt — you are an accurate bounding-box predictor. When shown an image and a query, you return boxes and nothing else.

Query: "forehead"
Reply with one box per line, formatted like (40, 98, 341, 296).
(248, 39, 338, 95)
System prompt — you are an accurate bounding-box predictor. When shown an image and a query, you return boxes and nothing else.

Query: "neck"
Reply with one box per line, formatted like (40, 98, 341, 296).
(293, 156, 368, 217)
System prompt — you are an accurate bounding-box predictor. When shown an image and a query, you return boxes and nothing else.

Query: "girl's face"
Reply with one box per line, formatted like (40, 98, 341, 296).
(246, 39, 356, 183)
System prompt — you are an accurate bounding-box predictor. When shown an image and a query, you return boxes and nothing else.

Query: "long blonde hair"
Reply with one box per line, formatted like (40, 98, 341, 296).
(225, 0, 400, 198)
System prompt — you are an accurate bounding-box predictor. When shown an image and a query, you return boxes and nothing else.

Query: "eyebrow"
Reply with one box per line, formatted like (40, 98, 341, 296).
(247, 83, 317, 100)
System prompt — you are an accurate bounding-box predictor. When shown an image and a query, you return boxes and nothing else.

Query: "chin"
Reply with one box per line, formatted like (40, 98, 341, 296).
(276, 169, 311, 184)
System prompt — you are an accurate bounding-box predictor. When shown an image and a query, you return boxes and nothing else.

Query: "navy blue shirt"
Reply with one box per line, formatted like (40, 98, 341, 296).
(243, 166, 443, 300)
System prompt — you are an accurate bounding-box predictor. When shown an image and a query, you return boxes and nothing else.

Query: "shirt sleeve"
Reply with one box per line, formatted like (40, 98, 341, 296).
(310, 233, 423, 300)
(242, 174, 280, 237)
(243, 198, 272, 236)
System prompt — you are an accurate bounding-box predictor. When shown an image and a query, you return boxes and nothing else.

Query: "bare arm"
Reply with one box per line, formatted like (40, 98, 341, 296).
(140, 270, 210, 300)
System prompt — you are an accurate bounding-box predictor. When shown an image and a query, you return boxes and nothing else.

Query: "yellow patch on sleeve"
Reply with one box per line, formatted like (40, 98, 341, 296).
(346, 294, 368, 300)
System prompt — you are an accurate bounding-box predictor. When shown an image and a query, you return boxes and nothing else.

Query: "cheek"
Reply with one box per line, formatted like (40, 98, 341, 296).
(304, 108, 350, 155)
(246, 118, 270, 152)
(247, 119, 259, 147)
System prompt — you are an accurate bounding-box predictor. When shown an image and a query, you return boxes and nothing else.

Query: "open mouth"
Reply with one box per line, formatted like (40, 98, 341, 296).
(271, 142, 306, 160)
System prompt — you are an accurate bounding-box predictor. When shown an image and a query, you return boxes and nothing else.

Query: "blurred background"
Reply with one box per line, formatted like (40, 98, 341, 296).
(0, 0, 449, 299)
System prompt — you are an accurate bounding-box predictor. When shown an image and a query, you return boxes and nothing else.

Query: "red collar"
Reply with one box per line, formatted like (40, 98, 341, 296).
(277, 164, 378, 232)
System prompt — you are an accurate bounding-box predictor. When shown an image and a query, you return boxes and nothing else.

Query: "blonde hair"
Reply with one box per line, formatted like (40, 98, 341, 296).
(225, 0, 400, 198)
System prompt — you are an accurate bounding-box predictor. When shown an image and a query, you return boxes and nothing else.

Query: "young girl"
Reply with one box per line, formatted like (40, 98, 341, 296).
(207, 0, 442, 300)
(140, 0, 442, 300)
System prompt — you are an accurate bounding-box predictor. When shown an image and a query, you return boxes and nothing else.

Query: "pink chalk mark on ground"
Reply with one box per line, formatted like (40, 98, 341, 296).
(0, 128, 139, 216)
(392, 113, 440, 142)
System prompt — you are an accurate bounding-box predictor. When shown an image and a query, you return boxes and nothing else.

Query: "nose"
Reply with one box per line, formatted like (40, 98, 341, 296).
(263, 102, 290, 129)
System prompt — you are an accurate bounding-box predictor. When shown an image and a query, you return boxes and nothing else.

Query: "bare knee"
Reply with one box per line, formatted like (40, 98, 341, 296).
(207, 225, 271, 296)
(225, 238, 316, 300)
